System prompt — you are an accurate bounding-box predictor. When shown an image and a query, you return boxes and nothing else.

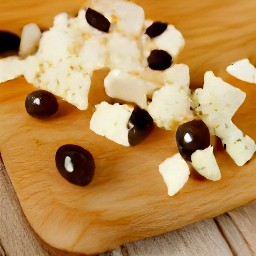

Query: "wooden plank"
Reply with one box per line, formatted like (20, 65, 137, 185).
(124, 220, 232, 256)
(215, 213, 253, 255)
(228, 203, 256, 254)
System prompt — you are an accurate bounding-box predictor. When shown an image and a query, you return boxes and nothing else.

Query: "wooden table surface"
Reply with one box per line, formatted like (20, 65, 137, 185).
(1, 155, 256, 256)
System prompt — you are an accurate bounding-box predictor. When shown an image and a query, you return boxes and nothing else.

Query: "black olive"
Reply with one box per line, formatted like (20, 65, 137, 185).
(147, 49, 172, 71)
(0, 31, 20, 55)
(55, 144, 95, 186)
(128, 107, 154, 146)
(85, 8, 110, 33)
(176, 120, 211, 161)
(145, 21, 168, 38)
(25, 90, 58, 118)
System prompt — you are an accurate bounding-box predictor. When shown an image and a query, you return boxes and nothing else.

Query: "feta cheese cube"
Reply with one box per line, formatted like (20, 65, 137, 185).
(153, 24, 185, 59)
(148, 84, 193, 130)
(191, 146, 221, 181)
(88, 0, 145, 36)
(0, 57, 25, 82)
(159, 153, 190, 196)
(194, 71, 246, 127)
(104, 69, 159, 109)
(143, 20, 185, 60)
(107, 33, 143, 72)
(163, 64, 190, 88)
(226, 59, 256, 84)
(193, 71, 255, 166)
(53, 12, 70, 28)
(24, 56, 92, 110)
(148, 65, 193, 130)
(79, 36, 107, 72)
(90, 101, 133, 146)
(19, 23, 41, 58)
(214, 119, 256, 166)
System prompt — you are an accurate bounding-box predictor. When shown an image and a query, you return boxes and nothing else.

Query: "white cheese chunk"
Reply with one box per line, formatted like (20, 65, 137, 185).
(19, 23, 41, 58)
(71, 9, 106, 35)
(163, 64, 190, 88)
(24, 56, 92, 110)
(107, 33, 143, 72)
(79, 36, 107, 72)
(226, 59, 256, 84)
(0, 57, 25, 82)
(191, 146, 221, 181)
(194, 71, 246, 128)
(20, 11, 106, 110)
(0, 1, 186, 111)
(159, 153, 190, 196)
(36, 22, 72, 62)
(148, 84, 193, 130)
(214, 119, 256, 166)
(148, 65, 193, 130)
(53, 12, 70, 28)
(90, 102, 133, 146)
(104, 69, 159, 109)
(153, 24, 185, 59)
(143, 20, 185, 60)
(88, 0, 145, 36)
(193, 71, 255, 166)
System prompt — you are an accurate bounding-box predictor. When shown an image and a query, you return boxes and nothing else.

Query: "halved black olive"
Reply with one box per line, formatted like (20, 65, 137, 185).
(147, 49, 172, 71)
(0, 31, 20, 55)
(145, 21, 168, 38)
(128, 107, 154, 146)
(85, 8, 110, 33)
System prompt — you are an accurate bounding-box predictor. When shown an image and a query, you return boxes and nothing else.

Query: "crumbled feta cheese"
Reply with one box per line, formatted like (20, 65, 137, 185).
(69, 9, 105, 35)
(36, 20, 72, 61)
(148, 84, 193, 130)
(24, 56, 92, 110)
(88, 0, 145, 36)
(53, 12, 70, 28)
(163, 64, 190, 88)
(143, 21, 185, 60)
(226, 59, 256, 84)
(90, 101, 133, 146)
(19, 11, 106, 110)
(79, 36, 107, 72)
(153, 24, 185, 59)
(104, 69, 159, 109)
(191, 146, 221, 181)
(193, 71, 255, 166)
(19, 23, 41, 58)
(148, 65, 193, 130)
(214, 119, 256, 166)
(0, 57, 25, 82)
(159, 153, 190, 196)
(107, 33, 143, 72)
(194, 71, 246, 128)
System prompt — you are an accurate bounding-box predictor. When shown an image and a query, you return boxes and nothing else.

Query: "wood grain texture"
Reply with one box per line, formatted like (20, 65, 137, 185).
(215, 214, 253, 255)
(0, 157, 84, 256)
(1, 156, 256, 256)
(228, 203, 256, 254)
(124, 220, 233, 256)
(1, 0, 256, 255)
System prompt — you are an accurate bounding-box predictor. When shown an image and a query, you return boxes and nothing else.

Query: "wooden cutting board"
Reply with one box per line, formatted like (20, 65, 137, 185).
(1, 0, 256, 254)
